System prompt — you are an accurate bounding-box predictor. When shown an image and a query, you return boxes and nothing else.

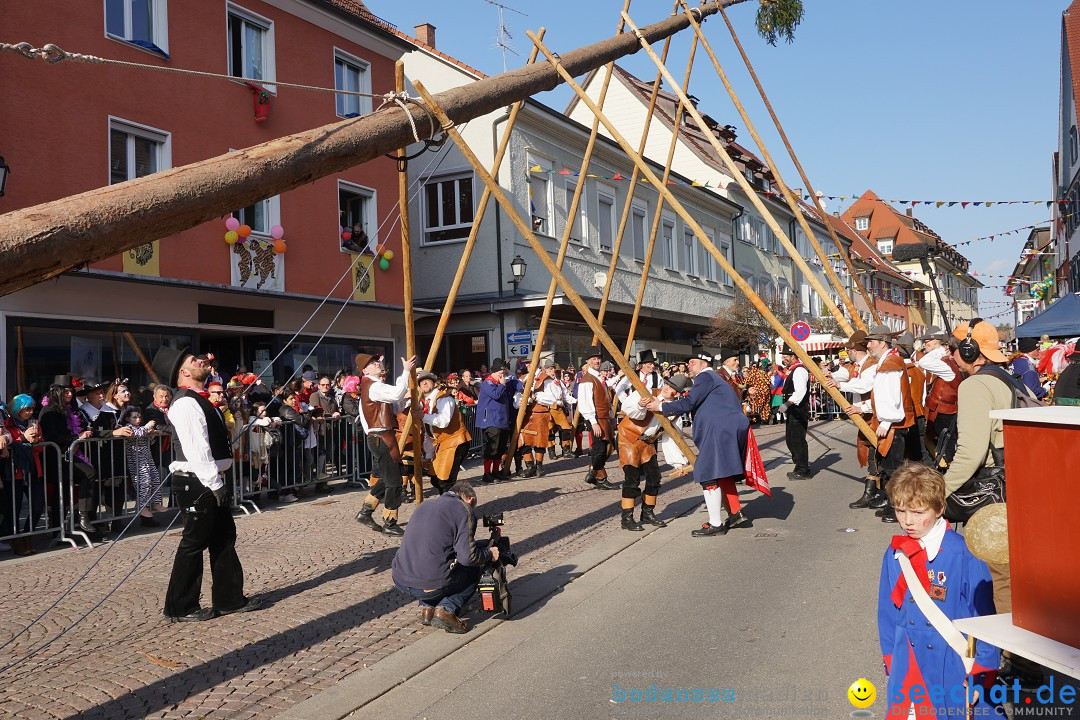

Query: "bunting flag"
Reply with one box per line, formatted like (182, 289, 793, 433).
(528, 165, 721, 189)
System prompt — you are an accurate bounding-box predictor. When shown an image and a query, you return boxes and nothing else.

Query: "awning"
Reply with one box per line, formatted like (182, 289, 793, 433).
(1015, 292, 1080, 338)
(802, 340, 846, 353)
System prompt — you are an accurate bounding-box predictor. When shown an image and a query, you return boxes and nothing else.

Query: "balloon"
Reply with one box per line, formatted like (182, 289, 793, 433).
(224, 231, 239, 244)
(341, 231, 352, 242)
(238, 224, 252, 238)
(225, 217, 240, 231)
(270, 225, 285, 240)
(378, 258, 390, 270)
(273, 239, 287, 254)
(964, 504, 1009, 565)
(382, 250, 394, 260)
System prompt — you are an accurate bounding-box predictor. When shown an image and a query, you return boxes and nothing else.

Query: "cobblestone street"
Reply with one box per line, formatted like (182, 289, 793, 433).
(0, 424, 798, 719)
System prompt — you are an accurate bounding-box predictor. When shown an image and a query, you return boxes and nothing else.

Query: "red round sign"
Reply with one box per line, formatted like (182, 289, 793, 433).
(790, 321, 811, 341)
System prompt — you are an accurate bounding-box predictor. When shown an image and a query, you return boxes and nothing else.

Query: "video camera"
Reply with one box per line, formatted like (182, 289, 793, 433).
(478, 512, 518, 616)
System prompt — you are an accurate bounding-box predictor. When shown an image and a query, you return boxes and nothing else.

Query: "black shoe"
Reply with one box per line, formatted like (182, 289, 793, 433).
(849, 478, 877, 509)
(382, 519, 404, 537)
(691, 522, 728, 537)
(139, 514, 160, 528)
(725, 511, 751, 530)
(786, 470, 812, 480)
(875, 503, 894, 518)
(584, 470, 597, 485)
(595, 477, 620, 490)
(494, 470, 511, 482)
(481, 473, 495, 484)
(166, 607, 217, 623)
(640, 505, 667, 527)
(216, 597, 262, 616)
(621, 509, 644, 531)
(521, 462, 537, 478)
(345, 479, 369, 489)
(869, 493, 889, 510)
(533, 461, 544, 477)
(881, 512, 899, 523)
(355, 506, 382, 531)
(547, 447, 556, 460)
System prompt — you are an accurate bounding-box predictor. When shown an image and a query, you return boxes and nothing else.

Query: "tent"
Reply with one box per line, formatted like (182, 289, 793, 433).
(1015, 292, 1080, 338)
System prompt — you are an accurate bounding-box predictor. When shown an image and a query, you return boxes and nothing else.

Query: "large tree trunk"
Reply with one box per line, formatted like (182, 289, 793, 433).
(0, 0, 746, 297)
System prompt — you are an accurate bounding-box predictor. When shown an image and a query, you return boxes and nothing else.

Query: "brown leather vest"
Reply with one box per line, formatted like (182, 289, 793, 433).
(580, 373, 610, 420)
(428, 390, 469, 448)
(360, 375, 395, 432)
(905, 363, 926, 417)
(924, 356, 963, 421)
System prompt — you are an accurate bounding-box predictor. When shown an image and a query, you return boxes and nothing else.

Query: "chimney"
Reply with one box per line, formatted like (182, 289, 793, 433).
(906, 207, 913, 217)
(414, 23, 436, 48)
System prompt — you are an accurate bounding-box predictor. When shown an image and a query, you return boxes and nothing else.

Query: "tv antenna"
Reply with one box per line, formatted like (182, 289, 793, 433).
(485, 0, 527, 73)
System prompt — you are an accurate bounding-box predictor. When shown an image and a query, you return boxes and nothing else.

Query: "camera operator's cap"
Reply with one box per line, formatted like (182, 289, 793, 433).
(917, 325, 946, 342)
(865, 324, 901, 342)
(845, 330, 869, 351)
(416, 370, 437, 384)
(665, 373, 691, 393)
(1017, 336, 1039, 353)
(689, 346, 712, 363)
(150, 345, 191, 387)
(354, 352, 381, 372)
(952, 320, 1008, 363)
(599, 360, 614, 372)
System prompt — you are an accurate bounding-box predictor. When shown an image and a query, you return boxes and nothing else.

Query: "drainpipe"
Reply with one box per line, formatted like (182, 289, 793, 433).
(729, 205, 744, 286)
(493, 108, 512, 356)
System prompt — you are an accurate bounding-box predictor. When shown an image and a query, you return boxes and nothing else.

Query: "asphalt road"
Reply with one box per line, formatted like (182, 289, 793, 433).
(348, 420, 897, 720)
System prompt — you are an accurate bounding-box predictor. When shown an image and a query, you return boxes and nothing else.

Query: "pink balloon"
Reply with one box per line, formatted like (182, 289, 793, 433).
(225, 217, 240, 231)
(270, 225, 285, 240)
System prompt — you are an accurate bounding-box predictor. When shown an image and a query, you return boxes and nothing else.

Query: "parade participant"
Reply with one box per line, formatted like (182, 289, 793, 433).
(916, 327, 963, 464)
(645, 348, 750, 536)
(353, 352, 417, 536)
(895, 332, 927, 463)
(617, 374, 686, 531)
(826, 331, 879, 507)
(843, 325, 913, 524)
(634, 349, 662, 392)
(391, 481, 497, 634)
(1010, 337, 1048, 400)
(519, 358, 560, 476)
(877, 462, 998, 719)
(743, 363, 771, 425)
(546, 364, 573, 459)
(777, 346, 811, 479)
(1054, 350, 1080, 402)
(476, 358, 513, 484)
(416, 370, 471, 495)
(576, 347, 619, 490)
(150, 346, 260, 622)
(558, 369, 580, 457)
(716, 351, 744, 398)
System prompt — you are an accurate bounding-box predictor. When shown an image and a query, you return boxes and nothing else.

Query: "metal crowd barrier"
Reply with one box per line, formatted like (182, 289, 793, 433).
(0, 441, 69, 552)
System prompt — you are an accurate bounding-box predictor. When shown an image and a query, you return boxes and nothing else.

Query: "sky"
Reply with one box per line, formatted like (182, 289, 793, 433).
(374, 0, 1068, 326)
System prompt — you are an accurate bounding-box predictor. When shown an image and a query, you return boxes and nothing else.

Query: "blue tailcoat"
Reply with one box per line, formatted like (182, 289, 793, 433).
(476, 378, 512, 429)
(659, 369, 748, 482)
(877, 530, 999, 717)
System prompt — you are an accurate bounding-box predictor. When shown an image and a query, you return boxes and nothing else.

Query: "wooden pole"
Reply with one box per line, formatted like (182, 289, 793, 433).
(718, 7, 881, 327)
(123, 331, 158, 384)
(505, 4, 633, 475)
(413, 81, 700, 465)
(677, 1, 862, 333)
(395, 62, 425, 504)
(527, 30, 879, 447)
(0, 0, 749, 298)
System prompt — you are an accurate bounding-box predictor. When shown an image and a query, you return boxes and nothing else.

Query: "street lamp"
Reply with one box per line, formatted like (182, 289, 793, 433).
(508, 254, 527, 293)
(0, 156, 10, 197)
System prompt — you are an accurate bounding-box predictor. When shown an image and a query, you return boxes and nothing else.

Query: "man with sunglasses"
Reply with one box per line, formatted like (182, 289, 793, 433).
(310, 376, 342, 490)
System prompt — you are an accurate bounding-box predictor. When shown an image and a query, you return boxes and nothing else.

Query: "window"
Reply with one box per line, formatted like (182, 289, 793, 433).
(699, 228, 717, 282)
(755, 218, 769, 252)
(527, 153, 552, 236)
(106, 0, 169, 55)
(564, 182, 586, 243)
(1071, 125, 1078, 165)
(855, 216, 869, 231)
(339, 181, 376, 254)
(631, 205, 647, 261)
(662, 218, 676, 270)
(334, 50, 371, 118)
(109, 118, 170, 184)
(227, 4, 275, 88)
(877, 239, 893, 256)
(234, 195, 279, 236)
(682, 228, 696, 276)
(423, 173, 474, 244)
(719, 240, 732, 285)
(597, 187, 616, 251)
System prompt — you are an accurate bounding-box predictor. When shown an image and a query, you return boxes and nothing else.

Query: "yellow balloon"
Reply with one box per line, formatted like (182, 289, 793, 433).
(382, 250, 394, 260)
(964, 504, 1009, 565)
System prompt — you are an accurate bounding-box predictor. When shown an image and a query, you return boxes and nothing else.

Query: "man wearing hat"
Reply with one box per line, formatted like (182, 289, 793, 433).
(895, 332, 928, 463)
(826, 330, 880, 507)
(476, 358, 514, 483)
(645, 348, 751, 536)
(1009, 337, 1048, 400)
(150, 346, 260, 622)
(635, 349, 661, 393)
(777, 345, 812, 479)
(576, 347, 619, 489)
(353, 352, 418, 536)
(717, 350, 745, 400)
(416, 371, 471, 494)
(842, 325, 914, 523)
(519, 358, 561, 478)
(916, 326, 962, 463)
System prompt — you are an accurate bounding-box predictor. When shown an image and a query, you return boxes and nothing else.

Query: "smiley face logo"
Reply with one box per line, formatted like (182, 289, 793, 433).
(848, 678, 876, 708)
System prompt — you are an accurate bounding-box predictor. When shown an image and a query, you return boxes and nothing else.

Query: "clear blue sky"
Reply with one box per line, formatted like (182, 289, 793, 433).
(379, 1, 1067, 325)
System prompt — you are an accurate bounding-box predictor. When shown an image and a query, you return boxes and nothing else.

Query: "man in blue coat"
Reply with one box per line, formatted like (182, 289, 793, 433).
(476, 358, 513, 483)
(1009, 337, 1048, 399)
(646, 348, 749, 536)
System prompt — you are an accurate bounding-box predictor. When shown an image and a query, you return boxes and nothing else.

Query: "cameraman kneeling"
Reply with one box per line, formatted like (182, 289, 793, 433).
(391, 481, 498, 633)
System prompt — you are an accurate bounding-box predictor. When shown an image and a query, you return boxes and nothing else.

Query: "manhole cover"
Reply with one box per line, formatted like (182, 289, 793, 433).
(753, 532, 779, 538)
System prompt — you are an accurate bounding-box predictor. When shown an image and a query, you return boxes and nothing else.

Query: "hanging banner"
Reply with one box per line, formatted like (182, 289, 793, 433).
(352, 253, 376, 302)
(123, 241, 160, 277)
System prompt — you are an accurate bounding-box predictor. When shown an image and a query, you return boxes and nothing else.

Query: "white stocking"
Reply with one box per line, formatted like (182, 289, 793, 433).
(702, 486, 725, 527)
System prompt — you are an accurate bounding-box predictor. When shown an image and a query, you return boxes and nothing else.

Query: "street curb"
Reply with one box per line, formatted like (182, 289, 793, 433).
(275, 494, 704, 720)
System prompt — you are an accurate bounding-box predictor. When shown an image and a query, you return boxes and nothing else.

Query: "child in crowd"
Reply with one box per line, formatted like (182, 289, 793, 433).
(877, 462, 999, 718)
(119, 407, 161, 527)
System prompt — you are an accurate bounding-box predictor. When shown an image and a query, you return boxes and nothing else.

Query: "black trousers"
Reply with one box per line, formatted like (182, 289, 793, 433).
(590, 428, 609, 473)
(481, 427, 509, 460)
(621, 456, 661, 499)
(877, 427, 908, 484)
(164, 475, 245, 617)
(905, 416, 927, 463)
(367, 435, 403, 511)
(785, 406, 810, 474)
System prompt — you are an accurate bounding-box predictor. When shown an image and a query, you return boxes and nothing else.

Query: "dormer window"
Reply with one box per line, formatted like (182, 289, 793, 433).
(877, 239, 894, 256)
(855, 216, 869, 231)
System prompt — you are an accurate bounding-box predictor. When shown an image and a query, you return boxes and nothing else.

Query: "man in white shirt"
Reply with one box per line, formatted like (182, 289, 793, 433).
(577, 347, 619, 489)
(777, 346, 811, 479)
(151, 346, 260, 623)
(826, 331, 880, 508)
(916, 326, 962, 464)
(520, 358, 561, 477)
(416, 371, 471, 494)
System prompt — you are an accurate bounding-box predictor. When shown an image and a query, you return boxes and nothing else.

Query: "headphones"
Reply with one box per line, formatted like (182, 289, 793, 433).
(957, 318, 984, 363)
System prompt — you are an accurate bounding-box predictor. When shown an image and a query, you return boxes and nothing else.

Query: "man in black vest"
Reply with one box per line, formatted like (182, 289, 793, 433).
(152, 346, 261, 622)
(777, 345, 812, 479)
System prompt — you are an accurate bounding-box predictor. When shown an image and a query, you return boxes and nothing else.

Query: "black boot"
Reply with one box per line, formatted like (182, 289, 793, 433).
(76, 499, 102, 540)
(533, 459, 544, 477)
(382, 518, 404, 536)
(547, 446, 556, 460)
(481, 472, 495, 484)
(594, 474, 621, 490)
(522, 461, 537, 478)
(584, 469, 597, 486)
(640, 504, 667, 527)
(621, 509, 644, 531)
(849, 478, 877, 509)
(868, 490, 889, 509)
(875, 503, 895, 518)
(355, 504, 382, 531)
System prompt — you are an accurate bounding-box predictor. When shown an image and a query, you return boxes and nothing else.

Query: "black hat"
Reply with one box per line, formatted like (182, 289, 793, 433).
(53, 374, 76, 388)
(720, 349, 740, 362)
(636, 349, 657, 365)
(583, 346, 602, 360)
(1017, 337, 1039, 353)
(75, 379, 110, 396)
(150, 345, 191, 387)
(689, 346, 713, 363)
(780, 345, 797, 356)
(665, 373, 691, 393)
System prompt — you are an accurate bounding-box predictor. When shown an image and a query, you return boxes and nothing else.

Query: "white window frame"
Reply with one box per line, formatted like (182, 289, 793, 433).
(234, 194, 280, 238)
(699, 226, 717, 282)
(682, 227, 697, 277)
(338, 179, 377, 255)
(662, 216, 677, 270)
(104, 0, 169, 55)
(226, 3, 276, 92)
(877, 239, 894, 256)
(855, 216, 870, 231)
(333, 48, 372, 119)
(422, 171, 474, 245)
(564, 180, 587, 244)
(719, 239, 732, 286)
(597, 184, 616, 252)
(631, 203, 648, 262)
(736, 214, 753, 245)
(526, 151, 553, 237)
(108, 116, 171, 184)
